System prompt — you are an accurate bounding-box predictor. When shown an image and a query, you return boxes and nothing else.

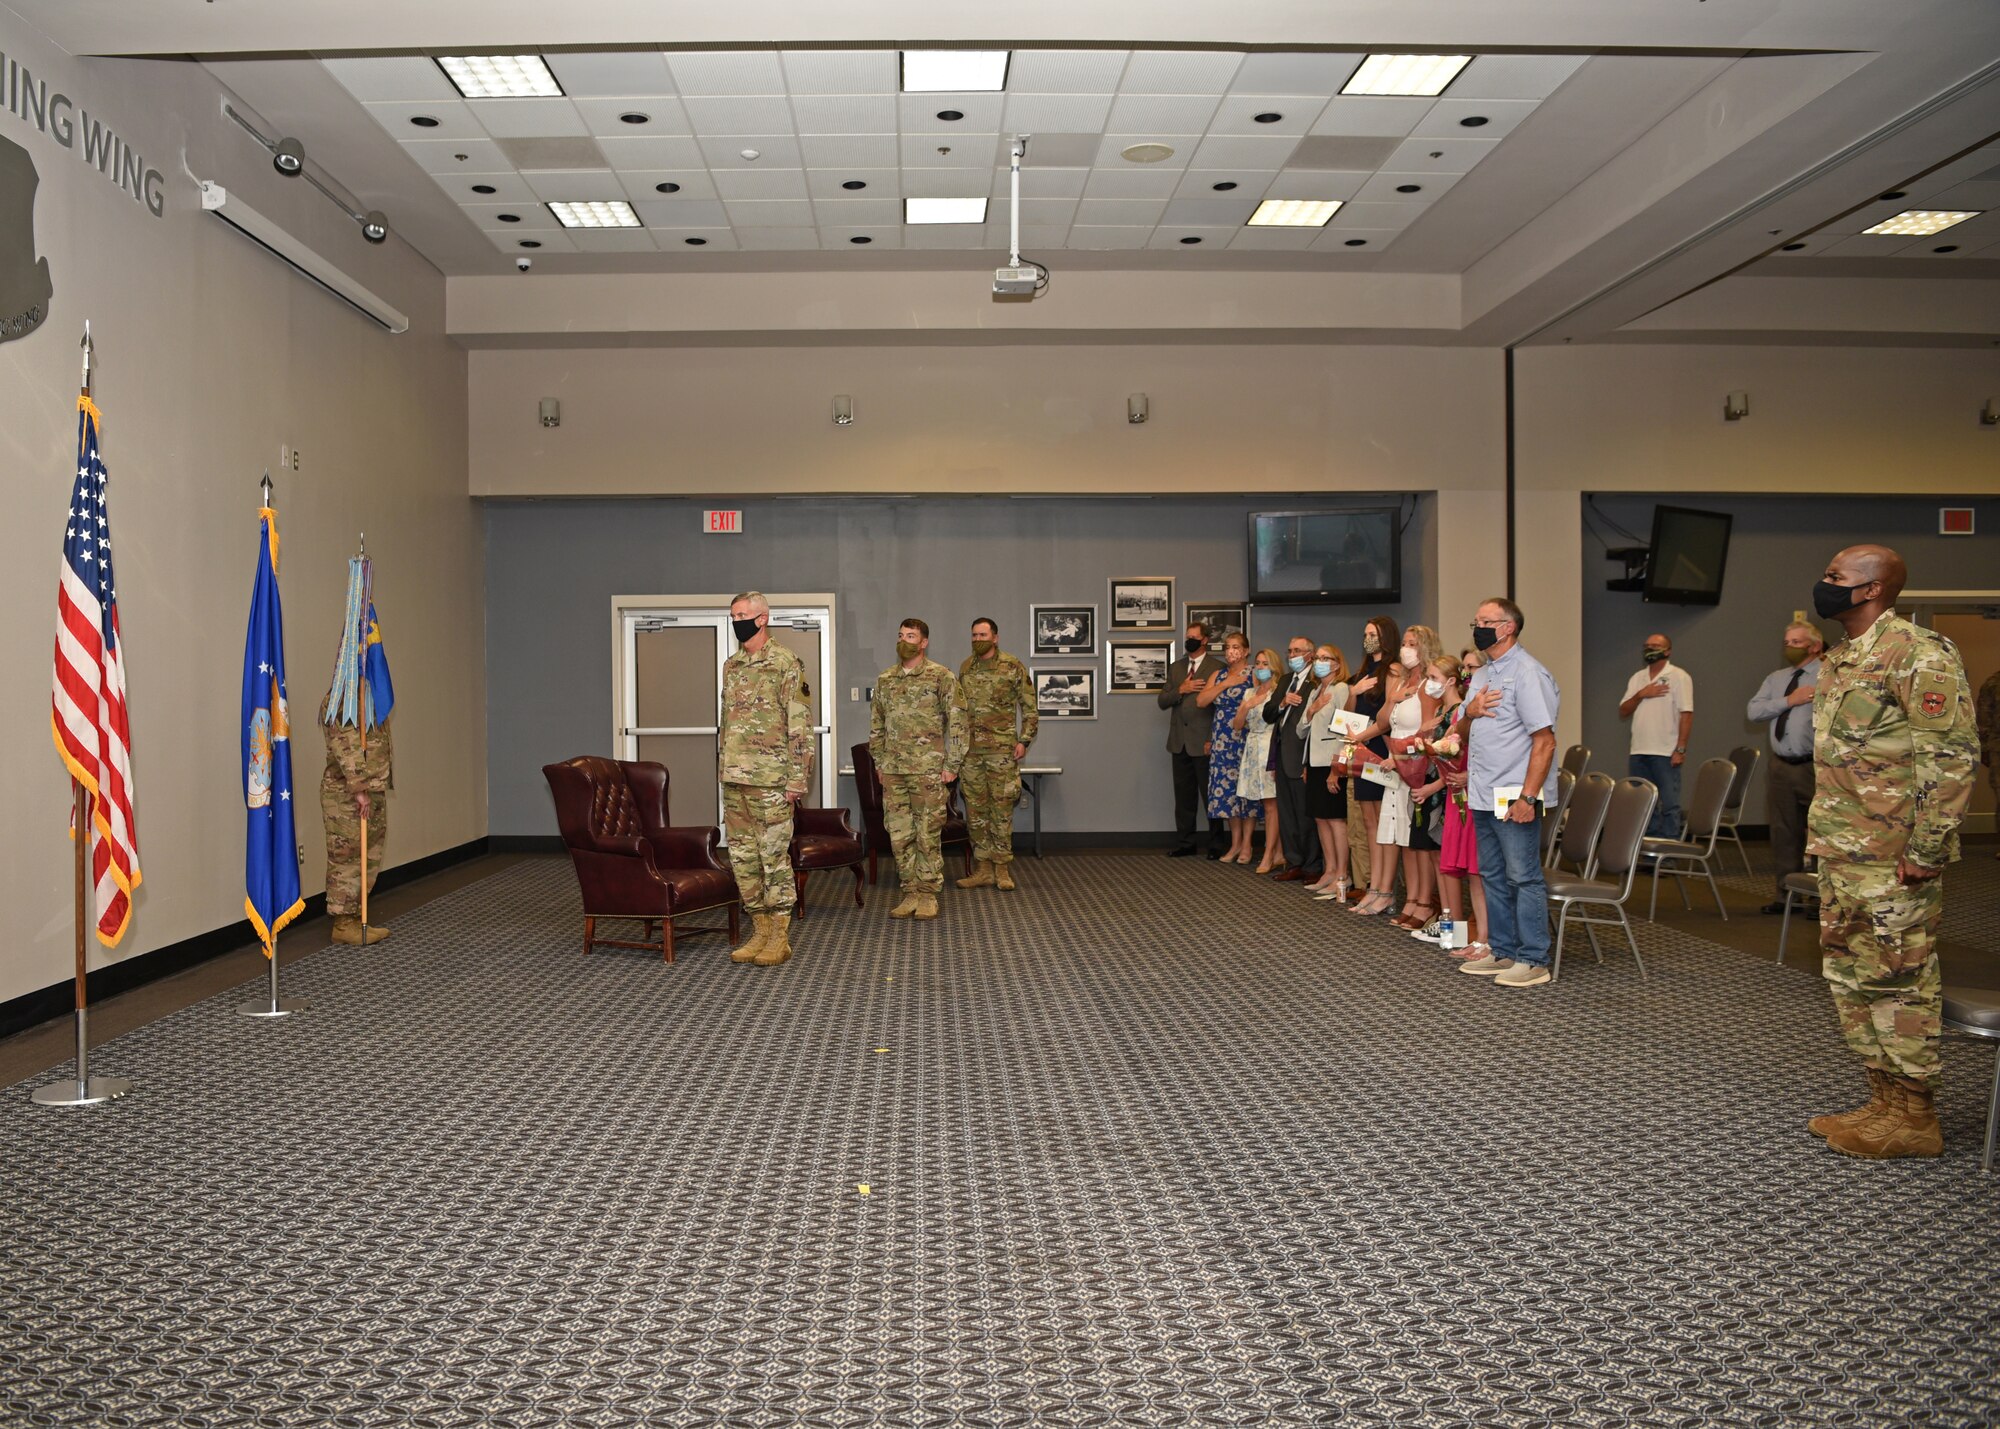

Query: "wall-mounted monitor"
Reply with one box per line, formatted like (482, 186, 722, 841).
(1643, 504, 1733, 606)
(1247, 508, 1401, 605)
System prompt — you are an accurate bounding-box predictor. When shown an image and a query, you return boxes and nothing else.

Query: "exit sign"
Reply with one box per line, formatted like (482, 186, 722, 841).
(704, 509, 743, 534)
(1939, 507, 1975, 536)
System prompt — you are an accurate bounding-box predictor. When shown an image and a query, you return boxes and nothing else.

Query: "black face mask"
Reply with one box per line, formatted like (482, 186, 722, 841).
(1812, 578, 1869, 620)
(1471, 626, 1501, 652)
(1185, 637, 1204, 655)
(732, 617, 762, 643)
(1643, 648, 1668, 664)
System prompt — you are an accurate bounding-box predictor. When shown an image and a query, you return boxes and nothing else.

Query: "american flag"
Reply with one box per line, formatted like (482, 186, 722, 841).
(51, 396, 141, 946)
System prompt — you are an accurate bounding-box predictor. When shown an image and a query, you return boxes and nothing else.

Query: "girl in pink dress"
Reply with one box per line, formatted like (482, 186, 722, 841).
(1424, 654, 1490, 959)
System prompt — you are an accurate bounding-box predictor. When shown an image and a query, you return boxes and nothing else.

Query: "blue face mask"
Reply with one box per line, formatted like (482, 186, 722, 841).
(1287, 655, 1307, 673)
(1254, 667, 1273, 683)
(1312, 660, 1332, 679)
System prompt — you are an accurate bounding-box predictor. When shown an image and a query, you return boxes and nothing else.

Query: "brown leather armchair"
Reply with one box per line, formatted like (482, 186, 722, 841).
(849, 742, 972, 886)
(542, 756, 739, 961)
(788, 806, 866, 920)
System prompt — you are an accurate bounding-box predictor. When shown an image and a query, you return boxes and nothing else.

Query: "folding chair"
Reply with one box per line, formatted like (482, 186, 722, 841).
(1774, 870, 1819, 965)
(1560, 744, 1590, 783)
(1640, 757, 1737, 922)
(1943, 988, 2000, 1174)
(1714, 745, 1762, 878)
(1548, 771, 1614, 881)
(1549, 777, 1658, 981)
(1540, 767, 1577, 870)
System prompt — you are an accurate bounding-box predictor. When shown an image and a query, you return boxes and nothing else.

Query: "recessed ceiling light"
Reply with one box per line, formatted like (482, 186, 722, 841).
(1178, 236, 1202, 245)
(1343, 238, 1368, 247)
(1395, 183, 1423, 194)
(1342, 54, 1472, 97)
(1861, 209, 1979, 237)
(684, 237, 707, 245)
(497, 212, 521, 222)
(1933, 244, 1960, 253)
(471, 184, 497, 195)
(1879, 191, 1907, 201)
(1248, 198, 1341, 227)
(409, 115, 440, 128)
(842, 180, 868, 191)
(935, 109, 965, 122)
(546, 200, 642, 229)
(1458, 115, 1489, 128)
(517, 240, 542, 249)
(618, 112, 650, 125)
(1212, 181, 1238, 192)
(655, 182, 680, 193)
(906, 197, 988, 224)
(1253, 112, 1283, 124)
(436, 55, 563, 99)
(901, 51, 1009, 93)
(850, 235, 873, 244)
(1780, 242, 1807, 251)
(1120, 143, 1176, 164)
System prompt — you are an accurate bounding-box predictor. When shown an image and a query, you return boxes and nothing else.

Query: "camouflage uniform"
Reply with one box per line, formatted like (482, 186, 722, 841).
(869, 659, 968, 892)
(319, 694, 391, 918)
(956, 650, 1038, 865)
(719, 641, 813, 914)
(1810, 611, 1978, 1083)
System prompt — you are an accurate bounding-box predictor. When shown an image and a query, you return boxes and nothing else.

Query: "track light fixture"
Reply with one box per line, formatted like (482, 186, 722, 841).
(223, 103, 392, 250)
(361, 211, 390, 244)
(272, 137, 305, 177)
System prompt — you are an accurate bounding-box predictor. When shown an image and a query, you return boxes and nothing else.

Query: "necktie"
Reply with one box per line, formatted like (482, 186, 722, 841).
(1774, 667, 1805, 744)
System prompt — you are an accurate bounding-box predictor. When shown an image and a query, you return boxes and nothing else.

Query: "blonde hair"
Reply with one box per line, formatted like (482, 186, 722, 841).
(1403, 624, 1444, 671)
(1253, 647, 1282, 681)
(730, 590, 769, 615)
(1312, 643, 1349, 687)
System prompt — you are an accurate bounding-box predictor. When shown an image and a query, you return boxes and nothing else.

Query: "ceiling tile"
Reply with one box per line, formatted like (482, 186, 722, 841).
(1763, 231, 1841, 258)
(899, 95, 1006, 132)
(573, 97, 692, 136)
(441, 173, 540, 203)
(1003, 133, 1101, 167)
(697, 134, 804, 168)
(1264, 170, 1366, 201)
(1286, 135, 1401, 171)
(544, 52, 676, 98)
(903, 167, 995, 198)
(779, 49, 898, 95)
(1226, 226, 1321, 250)
(800, 134, 901, 168)
(1010, 197, 1080, 225)
(525, 170, 631, 202)
(1206, 96, 1326, 138)
(1924, 180, 2000, 210)
(631, 198, 728, 226)
(806, 168, 901, 199)
(1189, 135, 1303, 169)
(1412, 98, 1540, 140)
(900, 137, 999, 170)
(737, 227, 825, 250)
(1329, 200, 1430, 229)
(1067, 225, 1153, 249)
(618, 170, 720, 200)
(496, 135, 609, 169)
(725, 199, 818, 227)
(1161, 196, 1258, 225)
(464, 98, 589, 139)
(683, 95, 798, 136)
(812, 197, 903, 225)
(992, 166, 1090, 199)
(1147, 226, 1235, 250)
(464, 202, 561, 232)
(1172, 169, 1278, 200)
(1353, 170, 1465, 203)
(1447, 54, 1588, 101)
(1228, 53, 1362, 96)
(1074, 198, 1167, 226)
(596, 134, 704, 169)
(366, 99, 481, 140)
(1001, 93, 1116, 131)
(501, 229, 575, 253)
(983, 222, 1071, 251)
(653, 228, 740, 251)
(1008, 50, 1130, 92)
(568, 229, 657, 253)
(1382, 136, 1499, 174)
(712, 167, 810, 199)
(792, 95, 898, 135)
(667, 51, 787, 95)
(1087, 168, 1186, 200)
(1118, 51, 1244, 94)
(401, 137, 514, 174)
(904, 225, 991, 249)
(1092, 134, 1204, 169)
(1310, 95, 1433, 138)
(1822, 234, 1920, 257)
(1104, 93, 1222, 134)
(1310, 226, 1399, 252)
(323, 56, 458, 103)
(818, 225, 903, 249)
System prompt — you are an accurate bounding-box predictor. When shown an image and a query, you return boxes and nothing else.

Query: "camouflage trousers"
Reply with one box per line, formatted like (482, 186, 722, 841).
(1819, 860, 1943, 1083)
(959, 752, 1021, 865)
(882, 774, 949, 893)
(320, 766, 386, 918)
(723, 784, 796, 914)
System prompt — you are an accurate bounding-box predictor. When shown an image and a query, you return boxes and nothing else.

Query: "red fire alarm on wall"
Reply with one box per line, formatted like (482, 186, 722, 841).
(1938, 507, 1975, 536)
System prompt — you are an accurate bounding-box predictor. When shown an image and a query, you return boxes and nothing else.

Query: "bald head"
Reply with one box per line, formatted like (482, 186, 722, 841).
(1833, 545, 1907, 604)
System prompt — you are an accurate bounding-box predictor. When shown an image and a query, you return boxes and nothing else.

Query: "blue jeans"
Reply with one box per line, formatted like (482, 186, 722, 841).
(1472, 809, 1550, 967)
(1629, 754, 1681, 837)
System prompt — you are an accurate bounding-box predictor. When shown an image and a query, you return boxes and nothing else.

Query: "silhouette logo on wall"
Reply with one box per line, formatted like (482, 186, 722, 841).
(0, 131, 53, 344)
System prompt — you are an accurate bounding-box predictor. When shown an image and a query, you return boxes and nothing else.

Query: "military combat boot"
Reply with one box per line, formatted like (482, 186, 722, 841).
(956, 860, 995, 889)
(1807, 1067, 1891, 1139)
(753, 912, 794, 966)
(912, 892, 940, 920)
(994, 861, 1016, 891)
(1823, 1075, 1943, 1159)
(331, 916, 390, 945)
(732, 913, 770, 963)
(889, 891, 920, 918)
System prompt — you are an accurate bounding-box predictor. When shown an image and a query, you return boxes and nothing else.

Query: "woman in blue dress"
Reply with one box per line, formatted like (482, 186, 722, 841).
(1198, 630, 1257, 862)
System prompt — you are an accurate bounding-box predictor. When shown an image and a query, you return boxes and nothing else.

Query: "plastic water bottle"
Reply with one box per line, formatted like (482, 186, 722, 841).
(1438, 911, 1454, 947)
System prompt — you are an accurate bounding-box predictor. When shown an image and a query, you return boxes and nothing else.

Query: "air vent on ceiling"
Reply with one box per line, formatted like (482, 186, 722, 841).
(1286, 136, 1402, 171)
(496, 136, 610, 171)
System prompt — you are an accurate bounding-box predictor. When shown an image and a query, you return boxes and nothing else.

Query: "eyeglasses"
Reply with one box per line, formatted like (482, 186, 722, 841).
(1470, 618, 1511, 630)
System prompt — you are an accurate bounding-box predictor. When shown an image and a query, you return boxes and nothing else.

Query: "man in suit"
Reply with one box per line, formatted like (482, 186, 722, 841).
(1264, 634, 1323, 882)
(1157, 619, 1224, 857)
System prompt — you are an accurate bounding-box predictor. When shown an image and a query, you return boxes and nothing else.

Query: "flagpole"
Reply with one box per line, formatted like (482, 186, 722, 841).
(240, 473, 308, 1019)
(35, 321, 136, 1107)
(357, 532, 370, 936)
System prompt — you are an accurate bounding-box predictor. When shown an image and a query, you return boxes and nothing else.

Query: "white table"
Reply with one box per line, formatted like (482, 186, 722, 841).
(838, 765, 1063, 857)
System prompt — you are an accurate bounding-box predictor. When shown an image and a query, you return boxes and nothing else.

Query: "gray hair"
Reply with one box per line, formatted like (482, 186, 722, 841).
(1785, 620, 1824, 648)
(730, 590, 769, 615)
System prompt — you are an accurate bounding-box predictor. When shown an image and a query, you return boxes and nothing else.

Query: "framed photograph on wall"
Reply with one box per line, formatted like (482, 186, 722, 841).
(1034, 668, 1097, 720)
(1031, 603, 1098, 658)
(1185, 602, 1249, 641)
(1108, 577, 1175, 631)
(1107, 639, 1175, 695)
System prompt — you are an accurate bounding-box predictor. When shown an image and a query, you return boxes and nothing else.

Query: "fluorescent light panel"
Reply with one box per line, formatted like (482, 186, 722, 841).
(547, 200, 641, 229)
(905, 197, 989, 225)
(1248, 199, 1341, 227)
(1341, 54, 1472, 97)
(436, 54, 563, 99)
(1860, 209, 1980, 237)
(901, 50, 1009, 93)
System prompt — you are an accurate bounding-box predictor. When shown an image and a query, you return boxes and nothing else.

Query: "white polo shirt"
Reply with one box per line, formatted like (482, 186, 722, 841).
(1623, 661, 1694, 757)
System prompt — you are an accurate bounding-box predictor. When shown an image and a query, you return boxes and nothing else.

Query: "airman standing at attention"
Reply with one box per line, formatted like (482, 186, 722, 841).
(956, 616, 1039, 891)
(719, 591, 814, 967)
(1806, 545, 1978, 1159)
(870, 618, 967, 920)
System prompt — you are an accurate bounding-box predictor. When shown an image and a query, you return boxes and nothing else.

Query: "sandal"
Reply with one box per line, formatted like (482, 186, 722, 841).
(1392, 903, 1435, 930)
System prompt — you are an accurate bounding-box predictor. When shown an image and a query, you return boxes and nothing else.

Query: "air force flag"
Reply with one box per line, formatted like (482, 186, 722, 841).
(243, 507, 303, 956)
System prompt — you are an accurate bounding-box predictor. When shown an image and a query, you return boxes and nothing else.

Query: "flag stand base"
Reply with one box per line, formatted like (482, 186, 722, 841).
(32, 1076, 135, 1107)
(237, 954, 308, 1018)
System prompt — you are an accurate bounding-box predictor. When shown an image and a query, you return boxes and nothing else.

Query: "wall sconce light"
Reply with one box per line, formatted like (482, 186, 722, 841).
(539, 397, 560, 428)
(1723, 391, 1749, 421)
(832, 395, 853, 426)
(1128, 393, 1149, 425)
(1981, 398, 1998, 426)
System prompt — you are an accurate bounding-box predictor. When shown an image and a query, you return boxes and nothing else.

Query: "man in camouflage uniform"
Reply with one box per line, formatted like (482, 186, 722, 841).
(720, 591, 814, 966)
(870, 617, 967, 920)
(1806, 545, 1978, 1159)
(955, 616, 1038, 892)
(320, 693, 391, 945)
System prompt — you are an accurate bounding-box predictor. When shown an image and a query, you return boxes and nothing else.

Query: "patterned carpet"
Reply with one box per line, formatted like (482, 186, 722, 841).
(4, 850, 1997, 1428)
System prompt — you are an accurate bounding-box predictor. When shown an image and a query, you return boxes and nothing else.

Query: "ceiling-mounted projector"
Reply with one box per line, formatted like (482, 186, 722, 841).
(993, 265, 1039, 295)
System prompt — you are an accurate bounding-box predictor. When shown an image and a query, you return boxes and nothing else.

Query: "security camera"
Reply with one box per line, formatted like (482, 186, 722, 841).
(515, 256, 533, 272)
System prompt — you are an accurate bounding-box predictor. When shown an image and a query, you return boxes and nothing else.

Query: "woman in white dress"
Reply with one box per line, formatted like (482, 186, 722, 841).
(1350, 624, 1443, 917)
(1234, 647, 1282, 873)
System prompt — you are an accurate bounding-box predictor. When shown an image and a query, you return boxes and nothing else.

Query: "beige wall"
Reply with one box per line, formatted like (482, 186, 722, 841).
(0, 31, 483, 1007)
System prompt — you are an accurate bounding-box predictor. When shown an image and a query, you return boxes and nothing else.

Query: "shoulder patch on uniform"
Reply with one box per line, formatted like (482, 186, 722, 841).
(1911, 669, 1957, 729)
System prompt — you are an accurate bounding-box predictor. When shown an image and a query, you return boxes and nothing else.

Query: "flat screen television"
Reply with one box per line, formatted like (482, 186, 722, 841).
(1643, 504, 1733, 605)
(1247, 508, 1401, 605)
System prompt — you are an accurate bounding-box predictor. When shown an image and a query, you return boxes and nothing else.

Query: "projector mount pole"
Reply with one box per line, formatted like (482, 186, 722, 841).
(1009, 136, 1025, 269)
